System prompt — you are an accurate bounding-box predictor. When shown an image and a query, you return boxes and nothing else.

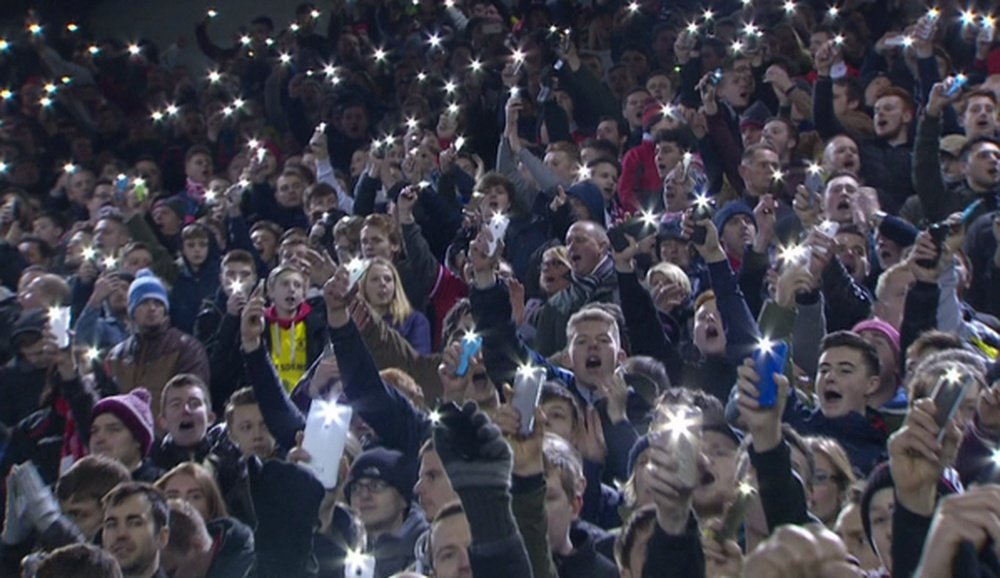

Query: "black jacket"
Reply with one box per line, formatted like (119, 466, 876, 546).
(194, 291, 245, 416)
(554, 523, 618, 578)
(205, 517, 256, 578)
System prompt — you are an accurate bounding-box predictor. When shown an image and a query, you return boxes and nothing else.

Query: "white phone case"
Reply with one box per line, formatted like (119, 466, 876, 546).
(48, 306, 71, 349)
(302, 401, 352, 489)
(486, 214, 510, 257)
(344, 553, 376, 578)
(512, 366, 545, 436)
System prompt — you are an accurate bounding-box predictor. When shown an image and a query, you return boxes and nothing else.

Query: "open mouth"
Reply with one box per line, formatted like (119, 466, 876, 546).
(837, 199, 851, 211)
(585, 355, 602, 369)
(706, 327, 720, 340)
(179, 420, 195, 432)
(823, 390, 843, 403)
(843, 159, 857, 170)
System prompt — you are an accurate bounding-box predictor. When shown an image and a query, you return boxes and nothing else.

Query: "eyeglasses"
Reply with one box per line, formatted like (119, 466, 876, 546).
(349, 478, 390, 496)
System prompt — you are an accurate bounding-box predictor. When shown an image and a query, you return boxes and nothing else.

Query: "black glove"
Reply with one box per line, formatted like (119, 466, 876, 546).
(433, 401, 513, 491)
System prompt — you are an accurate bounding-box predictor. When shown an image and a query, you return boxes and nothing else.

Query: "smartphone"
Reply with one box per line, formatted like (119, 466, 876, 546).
(437, 401, 481, 460)
(754, 339, 789, 408)
(817, 219, 840, 238)
(456, 334, 482, 377)
(48, 306, 72, 349)
(512, 366, 546, 436)
(650, 406, 702, 487)
(609, 215, 657, 252)
(346, 258, 370, 291)
(946, 74, 968, 97)
(931, 370, 972, 442)
(134, 179, 148, 202)
(916, 221, 948, 269)
(344, 552, 376, 578)
(115, 173, 129, 196)
(486, 214, 509, 257)
(301, 400, 352, 489)
(717, 485, 755, 543)
(709, 68, 724, 86)
(691, 197, 715, 245)
(674, 425, 701, 488)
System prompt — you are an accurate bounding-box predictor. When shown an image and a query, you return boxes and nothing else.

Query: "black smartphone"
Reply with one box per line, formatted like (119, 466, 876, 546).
(931, 370, 972, 442)
(916, 221, 949, 269)
(691, 198, 715, 245)
(609, 214, 658, 252)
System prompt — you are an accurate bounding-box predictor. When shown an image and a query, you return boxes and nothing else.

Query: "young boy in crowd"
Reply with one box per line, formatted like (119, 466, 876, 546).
(263, 265, 326, 392)
(170, 223, 221, 334)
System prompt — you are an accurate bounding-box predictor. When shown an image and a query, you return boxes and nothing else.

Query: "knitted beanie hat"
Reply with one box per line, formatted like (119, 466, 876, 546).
(92, 388, 155, 456)
(128, 268, 169, 317)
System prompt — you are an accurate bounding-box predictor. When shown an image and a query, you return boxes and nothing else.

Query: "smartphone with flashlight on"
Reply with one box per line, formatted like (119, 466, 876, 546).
(512, 365, 546, 436)
(650, 406, 703, 488)
(609, 214, 658, 252)
(754, 339, 789, 409)
(343, 552, 376, 578)
(48, 306, 72, 349)
(931, 369, 973, 442)
(346, 258, 370, 292)
(455, 334, 482, 377)
(302, 400, 352, 489)
(690, 197, 715, 245)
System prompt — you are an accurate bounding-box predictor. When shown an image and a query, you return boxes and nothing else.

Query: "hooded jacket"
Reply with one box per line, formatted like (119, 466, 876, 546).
(371, 507, 429, 578)
(263, 299, 327, 393)
(170, 254, 221, 335)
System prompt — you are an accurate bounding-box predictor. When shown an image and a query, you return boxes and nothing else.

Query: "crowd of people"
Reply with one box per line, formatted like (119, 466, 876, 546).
(1, 0, 1000, 576)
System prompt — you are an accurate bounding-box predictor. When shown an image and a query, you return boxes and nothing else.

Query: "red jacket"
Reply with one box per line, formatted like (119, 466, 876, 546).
(618, 140, 660, 214)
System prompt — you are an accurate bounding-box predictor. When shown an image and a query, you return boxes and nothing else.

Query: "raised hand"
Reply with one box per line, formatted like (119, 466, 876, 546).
(240, 281, 267, 352)
(888, 397, 961, 516)
(735, 357, 789, 452)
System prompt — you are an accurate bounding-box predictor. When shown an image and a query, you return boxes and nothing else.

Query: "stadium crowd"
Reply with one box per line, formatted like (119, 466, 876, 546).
(2, 0, 1000, 576)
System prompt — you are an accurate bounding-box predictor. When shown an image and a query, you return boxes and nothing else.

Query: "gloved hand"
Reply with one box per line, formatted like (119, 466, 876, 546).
(433, 401, 513, 491)
(2, 464, 29, 545)
(17, 461, 62, 534)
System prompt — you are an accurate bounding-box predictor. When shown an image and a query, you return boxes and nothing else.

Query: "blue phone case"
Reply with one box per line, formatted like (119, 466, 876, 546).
(456, 335, 483, 377)
(754, 340, 789, 408)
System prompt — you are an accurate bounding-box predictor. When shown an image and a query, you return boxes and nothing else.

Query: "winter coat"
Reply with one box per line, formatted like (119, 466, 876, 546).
(105, 324, 210, 420)
(193, 290, 245, 415)
(205, 517, 256, 578)
(535, 255, 619, 356)
(0, 360, 47, 429)
(73, 304, 130, 352)
(385, 311, 432, 356)
(170, 257, 221, 335)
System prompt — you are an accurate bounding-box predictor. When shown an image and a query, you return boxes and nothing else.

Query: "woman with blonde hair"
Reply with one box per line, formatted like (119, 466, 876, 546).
(155, 462, 229, 522)
(358, 256, 432, 354)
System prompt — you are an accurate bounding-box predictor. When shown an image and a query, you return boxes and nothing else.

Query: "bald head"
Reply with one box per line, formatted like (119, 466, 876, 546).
(565, 221, 610, 276)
